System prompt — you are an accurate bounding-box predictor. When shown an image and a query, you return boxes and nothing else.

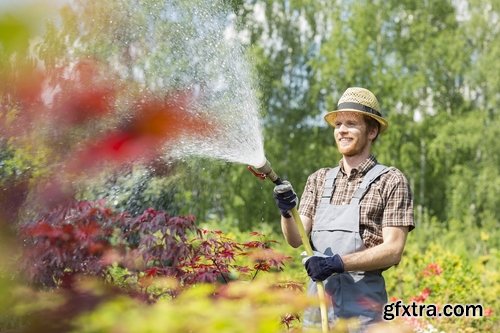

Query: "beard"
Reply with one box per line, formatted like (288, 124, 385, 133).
(335, 136, 369, 156)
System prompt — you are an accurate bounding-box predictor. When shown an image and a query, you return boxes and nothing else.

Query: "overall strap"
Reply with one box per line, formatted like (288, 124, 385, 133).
(351, 164, 390, 204)
(320, 167, 340, 205)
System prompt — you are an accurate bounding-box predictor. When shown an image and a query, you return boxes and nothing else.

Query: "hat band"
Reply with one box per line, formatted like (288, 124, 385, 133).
(337, 102, 382, 117)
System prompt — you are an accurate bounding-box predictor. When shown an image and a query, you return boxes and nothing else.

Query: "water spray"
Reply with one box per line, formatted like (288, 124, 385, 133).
(60, 1, 326, 330)
(248, 158, 330, 333)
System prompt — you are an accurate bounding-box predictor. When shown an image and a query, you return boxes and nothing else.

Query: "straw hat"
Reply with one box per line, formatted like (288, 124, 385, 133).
(324, 87, 388, 133)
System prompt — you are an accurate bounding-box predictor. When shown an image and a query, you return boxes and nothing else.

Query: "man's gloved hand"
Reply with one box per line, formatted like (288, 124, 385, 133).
(302, 253, 345, 282)
(273, 181, 297, 218)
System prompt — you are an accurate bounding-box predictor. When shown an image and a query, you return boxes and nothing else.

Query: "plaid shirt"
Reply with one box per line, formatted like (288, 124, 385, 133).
(298, 155, 414, 248)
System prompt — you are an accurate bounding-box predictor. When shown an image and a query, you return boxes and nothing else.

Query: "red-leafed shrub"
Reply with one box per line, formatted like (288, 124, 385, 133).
(20, 200, 291, 294)
(17, 200, 295, 331)
(20, 200, 124, 287)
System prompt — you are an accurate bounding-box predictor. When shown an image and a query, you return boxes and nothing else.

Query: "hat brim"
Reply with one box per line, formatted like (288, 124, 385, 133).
(324, 109, 388, 133)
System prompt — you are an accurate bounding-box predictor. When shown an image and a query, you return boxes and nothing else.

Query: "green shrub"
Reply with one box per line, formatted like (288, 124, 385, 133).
(385, 231, 498, 332)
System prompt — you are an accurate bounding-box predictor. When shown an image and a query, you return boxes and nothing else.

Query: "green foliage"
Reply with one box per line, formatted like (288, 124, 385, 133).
(2, 0, 499, 234)
(23, 0, 499, 235)
(71, 278, 309, 333)
(215, 0, 500, 233)
(383, 219, 499, 332)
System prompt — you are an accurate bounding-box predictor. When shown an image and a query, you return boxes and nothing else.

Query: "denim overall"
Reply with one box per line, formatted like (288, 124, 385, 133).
(303, 164, 390, 329)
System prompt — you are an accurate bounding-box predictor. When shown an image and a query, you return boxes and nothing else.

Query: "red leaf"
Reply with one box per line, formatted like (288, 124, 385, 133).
(145, 267, 160, 277)
(75, 221, 101, 240)
(88, 241, 107, 255)
(67, 93, 217, 173)
(422, 262, 443, 277)
(242, 241, 264, 249)
(254, 262, 271, 271)
(26, 222, 53, 237)
(356, 296, 384, 312)
(410, 287, 432, 303)
(53, 85, 117, 126)
(219, 249, 236, 259)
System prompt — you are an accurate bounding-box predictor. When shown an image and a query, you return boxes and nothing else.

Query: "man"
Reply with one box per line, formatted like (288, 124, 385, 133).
(273, 87, 414, 329)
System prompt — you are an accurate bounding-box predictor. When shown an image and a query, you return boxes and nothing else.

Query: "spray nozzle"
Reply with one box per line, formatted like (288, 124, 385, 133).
(247, 165, 267, 180)
(247, 159, 282, 185)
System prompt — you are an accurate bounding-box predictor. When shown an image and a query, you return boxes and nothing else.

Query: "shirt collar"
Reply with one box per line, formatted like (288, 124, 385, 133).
(339, 155, 378, 176)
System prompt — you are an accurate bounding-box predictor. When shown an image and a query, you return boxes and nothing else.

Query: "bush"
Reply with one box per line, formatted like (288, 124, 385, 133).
(9, 201, 500, 333)
(385, 233, 498, 332)
(11, 200, 301, 332)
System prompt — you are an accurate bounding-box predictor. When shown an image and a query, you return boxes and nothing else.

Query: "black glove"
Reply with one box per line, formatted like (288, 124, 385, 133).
(273, 181, 297, 218)
(303, 254, 345, 282)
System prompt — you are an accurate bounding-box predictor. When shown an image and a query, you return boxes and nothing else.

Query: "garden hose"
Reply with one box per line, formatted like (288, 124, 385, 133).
(248, 159, 329, 333)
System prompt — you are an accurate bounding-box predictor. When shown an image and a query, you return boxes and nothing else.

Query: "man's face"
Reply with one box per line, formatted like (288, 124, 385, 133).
(333, 112, 374, 157)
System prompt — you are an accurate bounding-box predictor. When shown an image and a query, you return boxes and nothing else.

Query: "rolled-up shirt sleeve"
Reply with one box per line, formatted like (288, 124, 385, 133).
(381, 169, 415, 231)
